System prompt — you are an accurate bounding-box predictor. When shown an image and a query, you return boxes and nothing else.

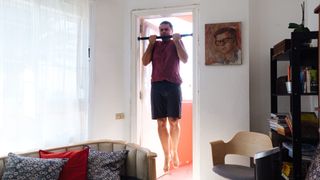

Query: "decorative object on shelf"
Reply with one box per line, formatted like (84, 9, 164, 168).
(288, 2, 310, 33)
(205, 22, 242, 65)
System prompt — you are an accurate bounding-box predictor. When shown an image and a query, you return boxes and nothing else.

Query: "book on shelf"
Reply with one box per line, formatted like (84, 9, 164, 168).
(268, 113, 278, 131)
(268, 113, 291, 136)
(285, 113, 293, 135)
(301, 112, 318, 141)
(276, 124, 291, 136)
(269, 113, 288, 123)
(299, 67, 318, 93)
(282, 141, 316, 160)
(281, 161, 293, 180)
(271, 112, 319, 140)
(284, 112, 318, 140)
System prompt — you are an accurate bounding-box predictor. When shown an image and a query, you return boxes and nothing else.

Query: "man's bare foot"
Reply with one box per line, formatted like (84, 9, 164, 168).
(172, 152, 179, 168)
(163, 156, 171, 172)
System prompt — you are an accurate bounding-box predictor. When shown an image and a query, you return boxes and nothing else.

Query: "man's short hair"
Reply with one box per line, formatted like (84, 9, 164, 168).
(214, 27, 237, 40)
(160, 21, 173, 30)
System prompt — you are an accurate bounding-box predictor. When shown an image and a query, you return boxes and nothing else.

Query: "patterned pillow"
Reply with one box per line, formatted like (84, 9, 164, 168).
(87, 149, 128, 180)
(2, 153, 67, 180)
(306, 143, 320, 180)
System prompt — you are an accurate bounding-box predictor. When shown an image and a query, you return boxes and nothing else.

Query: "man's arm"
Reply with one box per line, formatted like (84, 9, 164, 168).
(173, 33, 188, 63)
(142, 35, 157, 66)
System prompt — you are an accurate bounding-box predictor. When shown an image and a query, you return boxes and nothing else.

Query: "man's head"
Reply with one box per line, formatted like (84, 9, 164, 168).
(159, 21, 173, 41)
(214, 27, 238, 54)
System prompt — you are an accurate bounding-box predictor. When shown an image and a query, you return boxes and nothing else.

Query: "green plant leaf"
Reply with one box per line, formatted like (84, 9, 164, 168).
(288, 23, 300, 28)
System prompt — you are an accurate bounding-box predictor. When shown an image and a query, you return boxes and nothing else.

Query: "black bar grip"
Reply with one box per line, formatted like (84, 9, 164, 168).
(137, 33, 193, 41)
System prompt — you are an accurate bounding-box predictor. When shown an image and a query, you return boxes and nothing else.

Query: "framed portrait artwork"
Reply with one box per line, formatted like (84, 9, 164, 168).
(205, 22, 242, 65)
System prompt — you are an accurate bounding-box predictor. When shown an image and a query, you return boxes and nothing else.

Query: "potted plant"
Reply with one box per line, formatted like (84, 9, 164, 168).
(288, 2, 310, 32)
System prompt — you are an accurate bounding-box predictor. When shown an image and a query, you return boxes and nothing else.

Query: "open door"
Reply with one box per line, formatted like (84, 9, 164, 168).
(138, 16, 193, 178)
(131, 6, 198, 178)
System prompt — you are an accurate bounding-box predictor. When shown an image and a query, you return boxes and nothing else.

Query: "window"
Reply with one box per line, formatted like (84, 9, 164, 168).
(0, 0, 89, 156)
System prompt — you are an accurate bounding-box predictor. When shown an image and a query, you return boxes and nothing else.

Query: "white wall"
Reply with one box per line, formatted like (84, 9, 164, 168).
(90, 0, 316, 179)
(306, 0, 320, 31)
(90, 0, 249, 179)
(199, 1, 250, 179)
(89, 0, 130, 140)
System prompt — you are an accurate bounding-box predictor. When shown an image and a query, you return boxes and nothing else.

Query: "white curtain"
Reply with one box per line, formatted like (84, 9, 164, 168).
(0, 0, 89, 156)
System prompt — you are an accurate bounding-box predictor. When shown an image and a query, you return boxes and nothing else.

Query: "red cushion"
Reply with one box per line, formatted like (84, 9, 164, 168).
(39, 148, 89, 180)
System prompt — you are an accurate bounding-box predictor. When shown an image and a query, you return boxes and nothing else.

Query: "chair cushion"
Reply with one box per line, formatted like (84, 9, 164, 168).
(212, 164, 254, 180)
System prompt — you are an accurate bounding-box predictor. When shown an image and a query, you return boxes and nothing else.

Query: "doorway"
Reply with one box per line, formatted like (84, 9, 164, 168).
(131, 5, 199, 179)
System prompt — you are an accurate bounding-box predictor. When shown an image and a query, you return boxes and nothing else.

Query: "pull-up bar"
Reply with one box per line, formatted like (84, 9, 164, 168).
(137, 33, 193, 41)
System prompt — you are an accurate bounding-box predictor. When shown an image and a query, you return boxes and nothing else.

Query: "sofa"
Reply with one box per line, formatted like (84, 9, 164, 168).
(0, 139, 157, 180)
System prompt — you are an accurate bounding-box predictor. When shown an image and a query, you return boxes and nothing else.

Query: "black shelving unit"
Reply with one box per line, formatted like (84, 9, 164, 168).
(270, 31, 319, 180)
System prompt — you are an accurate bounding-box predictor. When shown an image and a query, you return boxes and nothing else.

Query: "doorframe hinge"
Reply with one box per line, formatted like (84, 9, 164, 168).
(139, 90, 143, 100)
(88, 47, 91, 62)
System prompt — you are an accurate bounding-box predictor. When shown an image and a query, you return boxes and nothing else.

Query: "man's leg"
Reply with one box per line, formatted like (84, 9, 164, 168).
(168, 117, 180, 168)
(157, 118, 170, 172)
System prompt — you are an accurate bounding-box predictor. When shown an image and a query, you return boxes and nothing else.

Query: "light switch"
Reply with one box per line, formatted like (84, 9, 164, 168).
(115, 113, 125, 120)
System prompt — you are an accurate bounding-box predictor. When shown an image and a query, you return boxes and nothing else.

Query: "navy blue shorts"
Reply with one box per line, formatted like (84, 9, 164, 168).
(151, 80, 182, 119)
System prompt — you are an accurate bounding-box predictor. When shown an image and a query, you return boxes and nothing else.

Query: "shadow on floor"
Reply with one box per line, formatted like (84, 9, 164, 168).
(157, 164, 192, 180)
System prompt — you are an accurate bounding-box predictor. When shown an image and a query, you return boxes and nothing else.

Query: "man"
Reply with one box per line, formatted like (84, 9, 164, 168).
(142, 21, 188, 172)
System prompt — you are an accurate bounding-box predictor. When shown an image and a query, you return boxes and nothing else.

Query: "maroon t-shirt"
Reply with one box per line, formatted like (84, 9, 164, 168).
(151, 40, 182, 84)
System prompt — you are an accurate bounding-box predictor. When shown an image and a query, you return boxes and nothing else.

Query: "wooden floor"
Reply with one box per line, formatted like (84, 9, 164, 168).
(157, 164, 193, 180)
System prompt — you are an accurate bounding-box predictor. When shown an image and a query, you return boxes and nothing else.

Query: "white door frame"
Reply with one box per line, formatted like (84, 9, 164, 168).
(130, 4, 200, 178)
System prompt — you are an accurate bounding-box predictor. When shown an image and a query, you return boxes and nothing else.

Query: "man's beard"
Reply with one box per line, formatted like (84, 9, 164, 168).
(162, 37, 170, 41)
(161, 34, 171, 41)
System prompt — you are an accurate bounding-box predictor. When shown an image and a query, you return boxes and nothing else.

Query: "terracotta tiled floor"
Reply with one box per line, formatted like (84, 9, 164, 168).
(157, 164, 193, 180)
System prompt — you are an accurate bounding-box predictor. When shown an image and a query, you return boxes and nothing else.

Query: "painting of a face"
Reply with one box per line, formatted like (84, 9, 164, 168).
(205, 22, 242, 65)
(215, 32, 236, 54)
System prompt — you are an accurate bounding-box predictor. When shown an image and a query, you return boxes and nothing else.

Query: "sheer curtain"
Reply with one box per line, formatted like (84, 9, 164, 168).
(0, 0, 89, 156)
